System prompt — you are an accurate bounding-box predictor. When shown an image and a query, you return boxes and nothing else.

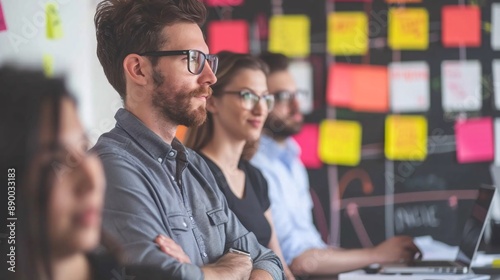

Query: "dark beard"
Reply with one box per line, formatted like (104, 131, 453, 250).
(264, 114, 302, 139)
(151, 70, 211, 127)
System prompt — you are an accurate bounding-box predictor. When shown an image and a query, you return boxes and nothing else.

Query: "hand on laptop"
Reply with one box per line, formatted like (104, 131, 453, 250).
(371, 236, 422, 264)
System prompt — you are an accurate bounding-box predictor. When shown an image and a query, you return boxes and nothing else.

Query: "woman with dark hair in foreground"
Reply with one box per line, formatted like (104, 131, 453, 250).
(0, 67, 168, 280)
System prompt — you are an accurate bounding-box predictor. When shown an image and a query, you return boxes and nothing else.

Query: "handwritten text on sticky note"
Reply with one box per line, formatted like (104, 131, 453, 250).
(268, 15, 310, 57)
(327, 12, 368, 55)
(319, 120, 362, 166)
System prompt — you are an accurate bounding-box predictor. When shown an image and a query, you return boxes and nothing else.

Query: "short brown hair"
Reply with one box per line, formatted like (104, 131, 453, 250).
(258, 52, 289, 74)
(95, 0, 207, 100)
(184, 51, 269, 160)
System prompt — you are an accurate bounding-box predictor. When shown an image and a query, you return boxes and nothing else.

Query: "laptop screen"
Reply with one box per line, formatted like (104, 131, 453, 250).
(455, 185, 496, 266)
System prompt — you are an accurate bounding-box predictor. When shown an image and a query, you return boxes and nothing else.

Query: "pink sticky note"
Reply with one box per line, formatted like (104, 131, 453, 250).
(293, 124, 322, 169)
(455, 117, 494, 163)
(204, 0, 244, 7)
(208, 20, 249, 54)
(0, 1, 7, 32)
(442, 6, 481, 47)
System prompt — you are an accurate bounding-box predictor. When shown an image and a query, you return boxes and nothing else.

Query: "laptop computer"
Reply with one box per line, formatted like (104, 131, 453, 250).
(380, 185, 497, 275)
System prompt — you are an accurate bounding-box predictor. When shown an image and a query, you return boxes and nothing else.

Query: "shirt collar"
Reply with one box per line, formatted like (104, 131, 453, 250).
(259, 134, 301, 162)
(114, 108, 188, 162)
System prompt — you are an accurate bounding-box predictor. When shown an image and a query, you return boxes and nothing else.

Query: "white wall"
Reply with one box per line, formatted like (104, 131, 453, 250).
(0, 0, 120, 143)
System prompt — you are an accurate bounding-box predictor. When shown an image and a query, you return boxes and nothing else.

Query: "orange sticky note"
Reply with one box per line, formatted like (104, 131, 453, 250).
(208, 20, 248, 54)
(388, 8, 429, 50)
(268, 15, 310, 57)
(327, 64, 389, 112)
(176, 125, 188, 143)
(442, 6, 481, 47)
(327, 12, 368, 56)
(455, 117, 494, 163)
(204, 0, 244, 6)
(293, 124, 322, 169)
(385, 115, 427, 161)
(0, 0, 7, 32)
(319, 120, 362, 166)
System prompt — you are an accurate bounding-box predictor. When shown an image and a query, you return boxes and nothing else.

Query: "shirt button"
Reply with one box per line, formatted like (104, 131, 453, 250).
(182, 222, 187, 228)
(157, 158, 163, 163)
(190, 216, 194, 221)
(202, 252, 207, 257)
(168, 151, 175, 157)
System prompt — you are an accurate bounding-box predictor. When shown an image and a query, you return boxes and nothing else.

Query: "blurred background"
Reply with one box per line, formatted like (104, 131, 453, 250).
(1, 0, 499, 251)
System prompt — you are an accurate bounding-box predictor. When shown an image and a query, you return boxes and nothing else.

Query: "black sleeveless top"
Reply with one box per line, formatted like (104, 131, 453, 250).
(200, 154, 272, 247)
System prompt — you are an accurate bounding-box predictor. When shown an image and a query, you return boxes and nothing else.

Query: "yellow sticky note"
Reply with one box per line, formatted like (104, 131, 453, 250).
(319, 120, 362, 166)
(327, 12, 368, 56)
(388, 8, 428, 50)
(268, 15, 310, 57)
(46, 2, 63, 40)
(385, 115, 427, 161)
(43, 54, 54, 77)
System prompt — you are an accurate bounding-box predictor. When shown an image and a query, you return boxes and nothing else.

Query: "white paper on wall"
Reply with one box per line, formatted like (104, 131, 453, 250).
(389, 61, 430, 112)
(441, 60, 482, 112)
(495, 118, 500, 165)
(289, 60, 314, 114)
(494, 60, 500, 110)
(492, 4, 500, 50)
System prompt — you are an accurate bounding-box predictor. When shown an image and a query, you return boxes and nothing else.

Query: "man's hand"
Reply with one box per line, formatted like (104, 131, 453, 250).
(202, 251, 253, 280)
(371, 236, 422, 264)
(155, 235, 192, 264)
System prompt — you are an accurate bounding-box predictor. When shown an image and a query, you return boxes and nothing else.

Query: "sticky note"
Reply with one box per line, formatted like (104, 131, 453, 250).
(293, 124, 322, 169)
(455, 117, 494, 163)
(268, 15, 310, 58)
(493, 4, 500, 50)
(319, 120, 362, 166)
(385, 115, 427, 161)
(46, 2, 63, 40)
(494, 119, 500, 165)
(494, 60, 500, 110)
(204, 0, 244, 6)
(388, 8, 429, 50)
(176, 125, 188, 142)
(327, 64, 388, 112)
(442, 60, 482, 112)
(0, 0, 7, 32)
(389, 61, 430, 112)
(43, 54, 54, 77)
(327, 12, 368, 56)
(289, 60, 313, 114)
(326, 63, 354, 108)
(442, 6, 481, 47)
(208, 20, 248, 54)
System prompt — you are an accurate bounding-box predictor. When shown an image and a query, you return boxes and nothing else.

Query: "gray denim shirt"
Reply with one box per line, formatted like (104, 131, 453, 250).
(92, 109, 283, 280)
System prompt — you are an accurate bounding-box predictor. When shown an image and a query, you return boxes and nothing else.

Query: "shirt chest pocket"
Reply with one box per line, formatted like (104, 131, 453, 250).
(167, 214, 191, 235)
(206, 208, 229, 247)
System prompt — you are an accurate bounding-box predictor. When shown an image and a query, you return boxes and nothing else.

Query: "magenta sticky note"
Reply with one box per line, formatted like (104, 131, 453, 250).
(204, 0, 244, 7)
(0, 1, 7, 32)
(293, 124, 322, 169)
(455, 117, 494, 163)
(208, 20, 249, 54)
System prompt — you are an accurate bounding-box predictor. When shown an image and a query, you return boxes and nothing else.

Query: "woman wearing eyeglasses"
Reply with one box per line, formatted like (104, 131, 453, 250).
(182, 51, 295, 279)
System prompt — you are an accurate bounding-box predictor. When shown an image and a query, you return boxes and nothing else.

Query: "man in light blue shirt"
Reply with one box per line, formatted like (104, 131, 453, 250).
(251, 52, 421, 276)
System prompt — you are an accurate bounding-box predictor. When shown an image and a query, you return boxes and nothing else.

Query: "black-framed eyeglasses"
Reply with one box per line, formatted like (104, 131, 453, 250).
(222, 89, 275, 111)
(273, 90, 308, 103)
(138, 49, 218, 75)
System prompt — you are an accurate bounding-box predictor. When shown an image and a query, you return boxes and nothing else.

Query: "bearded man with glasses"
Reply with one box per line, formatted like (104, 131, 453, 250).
(91, 1, 283, 279)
